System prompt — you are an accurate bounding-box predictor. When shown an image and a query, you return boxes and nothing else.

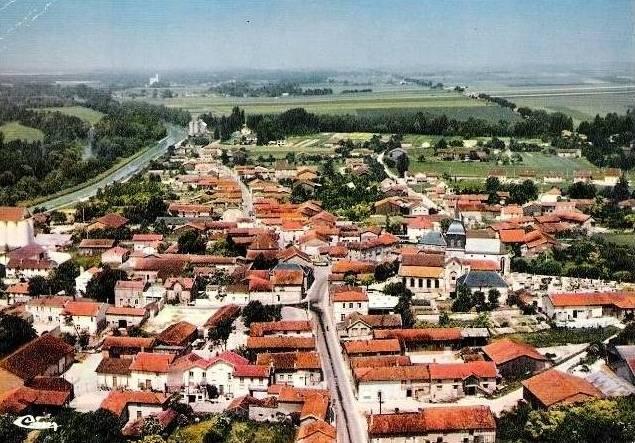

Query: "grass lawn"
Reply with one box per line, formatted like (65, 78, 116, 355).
(505, 326, 620, 348)
(168, 416, 295, 443)
(0, 121, 44, 142)
(598, 232, 635, 247)
(39, 106, 105, 125)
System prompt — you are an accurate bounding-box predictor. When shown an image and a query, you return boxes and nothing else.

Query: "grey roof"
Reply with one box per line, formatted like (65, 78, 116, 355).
(446, 219, 466, 236)
(418, 231, 447, 247)
(461, 328, 490, 338)
(456, 270, 507, 288)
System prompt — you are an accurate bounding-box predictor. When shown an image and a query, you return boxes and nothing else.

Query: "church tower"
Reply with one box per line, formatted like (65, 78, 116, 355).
(445, 203, 466, 254)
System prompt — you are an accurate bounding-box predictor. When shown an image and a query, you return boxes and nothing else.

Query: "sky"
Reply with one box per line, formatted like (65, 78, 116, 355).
(0, 0, 632, 73)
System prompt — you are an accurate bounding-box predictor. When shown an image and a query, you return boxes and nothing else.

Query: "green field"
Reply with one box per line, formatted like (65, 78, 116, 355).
(40, 106, 105, 125)
(0, 121, 44, 142)
(598, 232, 635, 247)
(408, 152, 598, 178)
(138, 89, 519, 122)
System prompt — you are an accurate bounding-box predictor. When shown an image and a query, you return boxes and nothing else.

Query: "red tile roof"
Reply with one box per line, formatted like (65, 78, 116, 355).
(349, 355, 411, 369)
(522, 369, 604, 408)
(374, 328, 462, 343)
(256, 352, 321, 370)
(548, 291, 635, 309)
(331, 290, 369, 303)
(129, 352, 175, 373)
(499, 229, 526, 243)
(428, 361, 497, 380)
(101, 336, 155, 351)
(354, 365, 430, 382)
(0, 206, 29, 222)
(482, 338, 547, 365)
(156, 321, 198, 346)
(250, 320, 312, 337)
(246, 336, 316, 351)
(93, 213, 129, 229)
(100, 390, 169, 416)
(62, 301, 103, 317)
(0, 386, 72, 414)
(343, 339, 401, 355)
(0, 334, 74, 380)
(106, 306, 147, 317)
(233, 364, 270, 378)
(368, 406, 496, 436)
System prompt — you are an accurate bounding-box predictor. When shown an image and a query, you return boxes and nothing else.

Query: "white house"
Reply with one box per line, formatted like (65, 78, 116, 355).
(130, 352, 176, 392)
(0, 206, 34, 250)
(60, 301, 108, 335)
(330, 289, 369, 322)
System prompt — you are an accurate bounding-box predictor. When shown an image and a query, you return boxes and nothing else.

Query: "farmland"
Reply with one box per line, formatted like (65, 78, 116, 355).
(0, 121, 44, 142)
(486, 85, 635, 123)
(137, 88, 519, 122)
(39, 106, 105, 125)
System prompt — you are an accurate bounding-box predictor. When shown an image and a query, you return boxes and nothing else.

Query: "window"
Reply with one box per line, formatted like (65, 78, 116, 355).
(357, 303, 361, 308)
(189, 371, 194, 377)
(137, 411, 142, 419)
(427, 279, 431, 288)
(341, 314, 345, 321)
(483, 383, 488, 388)
(435, 279, 440, 288)
(410, 278, 415, 287)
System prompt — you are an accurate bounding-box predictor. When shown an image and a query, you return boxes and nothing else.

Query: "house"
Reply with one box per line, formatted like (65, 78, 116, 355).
(156, 321, 199, 348)
(86, 213, 129, 231)
(0, 377, 73, 415)
(522, 369, 603, 409)
(482, 338, 549, 378)
(132, 233, 164, 254)
(367, 405, 496, 443)
(406, 216, 433, 242)
(249, 320, 313, 337)
(101, 336, 156, 358)
(164, 277, 194, 303)
(233, 364, 270, 397)
(60, 301, 107, 335)
(96, 357, 133, 389)
(338, 313, 403, 340)
(374, 328, 466, 351)
(4, 282, 30, 305)
(78, 238, 116, 255)
(100, 390, 171, 423)
(167, 351, 249, 401)
(0, 334, 75, 394)
(296, 420, 336, 443)
(246, 336, 316, 353)
(427, 361, 497, 401)
(115, 280, 148, 307)
(256, 352, 323, 387)
(330, 287, 369, 321)
(354, 361, 496, 402)
(202, 304, 241, 338)
(343, 339, 401, 359)
(543, 292, 635, 325)
(129, 352, 175, 391)
(0, 206, 34, 250)
(354, 365, 431, 401)
(101, 246, 130, 266)
(106, 306, 148, 329)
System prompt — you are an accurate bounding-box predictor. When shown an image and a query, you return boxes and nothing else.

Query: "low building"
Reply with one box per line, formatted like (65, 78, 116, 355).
(522, 369, 603, 409)
(129, 353, 175, 391)
(61, 301, 107, 335)
(544, 292, 635, 325)
(256, 352, 323, 387)
(330, 287, 369, 322)
(338, 313, 403, 341)
(367, 405, 496, 443)
(106, 306, 148, 329)
(482, 338, 549, 379)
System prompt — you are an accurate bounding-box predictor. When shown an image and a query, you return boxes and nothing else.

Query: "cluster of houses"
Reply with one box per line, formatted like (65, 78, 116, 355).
(0, 133, 633, 443)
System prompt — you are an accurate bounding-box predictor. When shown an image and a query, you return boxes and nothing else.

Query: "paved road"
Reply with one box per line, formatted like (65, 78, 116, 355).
(308, 267, 368, 443)
(31, 125, 186, 211)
